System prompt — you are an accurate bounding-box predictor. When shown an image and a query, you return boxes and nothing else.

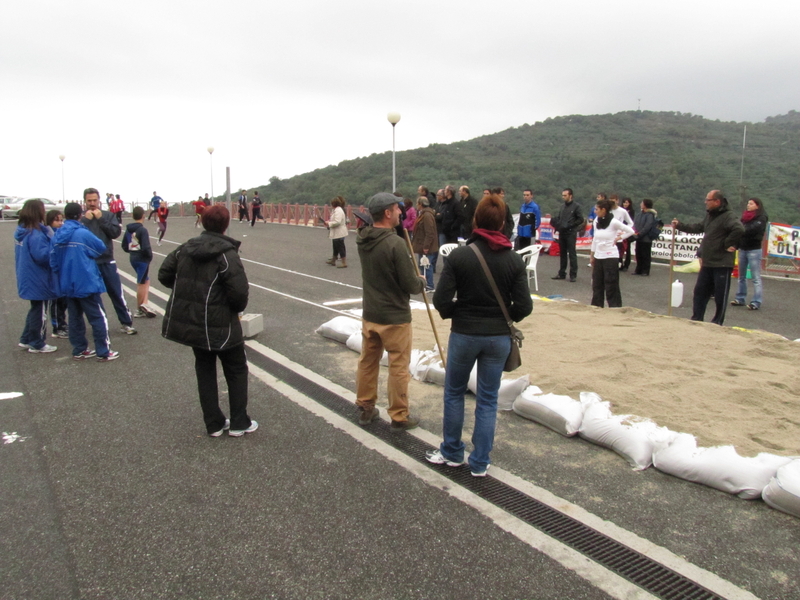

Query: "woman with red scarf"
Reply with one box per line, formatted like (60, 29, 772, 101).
(731, 198, 768, 310)
(428, 194, 532, 477)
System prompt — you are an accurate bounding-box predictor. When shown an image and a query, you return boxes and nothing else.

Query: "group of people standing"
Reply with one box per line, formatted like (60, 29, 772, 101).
(14, 189, 147, 361)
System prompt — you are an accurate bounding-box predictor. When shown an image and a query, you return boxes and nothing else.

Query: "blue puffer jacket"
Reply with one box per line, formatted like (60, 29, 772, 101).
(15, 225, 59, 300)
(49, 220, 107, 298)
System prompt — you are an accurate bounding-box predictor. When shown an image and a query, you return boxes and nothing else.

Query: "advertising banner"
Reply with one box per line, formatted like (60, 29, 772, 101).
(767, 223, 800, 259)
(651, 226, 703, 262)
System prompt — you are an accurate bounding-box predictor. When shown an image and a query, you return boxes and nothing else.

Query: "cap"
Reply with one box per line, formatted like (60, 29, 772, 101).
(368, 192, 399, 214)
(64, 202, 83, 220)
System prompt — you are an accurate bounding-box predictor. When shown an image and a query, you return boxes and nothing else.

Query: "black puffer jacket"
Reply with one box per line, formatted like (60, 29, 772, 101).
(159, 231, 249, 350)
(676, 202, 744, 268)
(739, 210, 768, 251)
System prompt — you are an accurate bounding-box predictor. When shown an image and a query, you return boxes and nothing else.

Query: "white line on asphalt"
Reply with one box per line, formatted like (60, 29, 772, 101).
(322, 298, 363, 306)
(248, 283, 355, 317)
(244, 340, 760, 600)
(241, 257, 363, 291)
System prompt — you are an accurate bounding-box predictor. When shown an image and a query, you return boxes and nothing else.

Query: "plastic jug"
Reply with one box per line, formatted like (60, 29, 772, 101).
(671, 280, 684, 308)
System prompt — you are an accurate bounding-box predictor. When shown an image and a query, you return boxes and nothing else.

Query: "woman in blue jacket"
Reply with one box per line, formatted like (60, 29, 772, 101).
(15, 199, 59, 353)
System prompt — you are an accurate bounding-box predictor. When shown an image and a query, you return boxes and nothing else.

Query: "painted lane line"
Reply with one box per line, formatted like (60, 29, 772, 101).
(248, 283, 354, 317)
(241, 257, 363, 291)
(0, 392, 24, 401)
(322, 298, 363, 306)
(244, 340, 760, 600)
(118, 270, 171, 303)
(245, 358, 658, 600)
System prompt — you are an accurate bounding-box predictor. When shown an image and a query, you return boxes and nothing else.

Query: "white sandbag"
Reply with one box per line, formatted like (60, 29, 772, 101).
(316, 316, 362, 344)
(425, 362, 447, 386)
(512, 390, 584, 437)
(578, 398, 663, 470)
(652, 432, 794, 499)
(762, 459, 800, 518)
(466, 368, 529, 411)
(345, 331, 388, 366)
(409, 349, 446, 386)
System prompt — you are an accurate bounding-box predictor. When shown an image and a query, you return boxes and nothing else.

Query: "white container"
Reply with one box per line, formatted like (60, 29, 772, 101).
(671, 280, 684, 308)
(240, 313, 264, 337)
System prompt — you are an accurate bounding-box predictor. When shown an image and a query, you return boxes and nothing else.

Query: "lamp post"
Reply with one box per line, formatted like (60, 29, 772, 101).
(387, 112, 401, 192)
(207, 146, 215, 200)
(59, 155, 65, 202)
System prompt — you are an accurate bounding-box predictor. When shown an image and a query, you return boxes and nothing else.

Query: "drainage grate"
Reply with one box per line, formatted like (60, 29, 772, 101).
(251, 352, 726, 600)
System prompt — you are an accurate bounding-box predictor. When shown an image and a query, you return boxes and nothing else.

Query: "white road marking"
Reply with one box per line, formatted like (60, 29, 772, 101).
(322, 298, 363, 306)
(241, 257, 362, 290)
(0, 392, 24, 401)
(245, 340, 760, 600)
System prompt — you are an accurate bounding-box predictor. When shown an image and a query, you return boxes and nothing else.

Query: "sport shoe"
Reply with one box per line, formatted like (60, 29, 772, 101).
(73, 349, 97, 360)
(141, 306, 157, 318)
(133, 308, 147, 318)
(97, 351, 120, 362)
(120, 325, 138, 335)
(28, 344, 57, 353)
(209, 419, 231, 437)
(52, 329, 69, 338)
(358, 406, 379, 425)
(390, 416, 419, 432)
(425, 449, 465, 467)
(18, 342, 30, 349)
(229, 420, 258, 437)
(471, 465, 490, 478)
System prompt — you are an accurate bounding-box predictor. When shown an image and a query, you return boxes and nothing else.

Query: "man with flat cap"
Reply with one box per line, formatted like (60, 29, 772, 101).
(355, 192, 426, 431)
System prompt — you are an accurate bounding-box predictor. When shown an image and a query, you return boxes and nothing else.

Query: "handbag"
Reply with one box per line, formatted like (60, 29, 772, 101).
(469, 245, 524, 372)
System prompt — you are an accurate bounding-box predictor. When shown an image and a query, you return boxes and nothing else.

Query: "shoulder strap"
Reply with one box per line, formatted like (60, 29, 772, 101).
(470, 244, 514, 330)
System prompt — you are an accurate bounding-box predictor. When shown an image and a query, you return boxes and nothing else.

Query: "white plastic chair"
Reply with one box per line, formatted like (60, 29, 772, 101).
(516, 244, 541, 291)
(438, 243, 458, 258)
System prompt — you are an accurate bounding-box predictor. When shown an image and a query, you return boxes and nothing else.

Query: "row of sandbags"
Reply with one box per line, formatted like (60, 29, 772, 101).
(316, 316, 800, 519)
(512, 389, 800, 518)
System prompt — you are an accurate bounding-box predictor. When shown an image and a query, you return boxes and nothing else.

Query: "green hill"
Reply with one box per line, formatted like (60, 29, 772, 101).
(254, 110, 800, 224)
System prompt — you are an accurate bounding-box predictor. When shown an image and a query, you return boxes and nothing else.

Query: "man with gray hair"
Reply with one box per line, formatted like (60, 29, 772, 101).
(355, 192, 426, 431)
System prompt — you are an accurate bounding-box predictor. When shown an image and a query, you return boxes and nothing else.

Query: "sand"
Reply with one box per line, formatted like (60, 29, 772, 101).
(405, 299, 800, 458)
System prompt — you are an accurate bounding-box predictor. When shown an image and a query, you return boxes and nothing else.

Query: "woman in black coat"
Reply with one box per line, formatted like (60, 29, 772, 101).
(159, 205, 257, 437)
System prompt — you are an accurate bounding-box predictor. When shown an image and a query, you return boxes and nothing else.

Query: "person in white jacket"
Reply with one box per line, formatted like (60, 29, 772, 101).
(590, 198, 635, 307)
(325, 196, 349, 268)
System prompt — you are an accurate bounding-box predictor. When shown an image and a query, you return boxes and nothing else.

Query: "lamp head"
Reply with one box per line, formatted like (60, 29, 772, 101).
(387, 112, 401, 126)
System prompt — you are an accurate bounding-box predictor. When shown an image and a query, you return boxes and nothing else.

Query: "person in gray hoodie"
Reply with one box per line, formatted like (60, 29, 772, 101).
(673, 190, 744, 325)
(355, 192, 425, 431)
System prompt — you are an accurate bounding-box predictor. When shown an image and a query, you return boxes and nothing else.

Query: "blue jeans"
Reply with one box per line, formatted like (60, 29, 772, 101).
(440, 331, 511, 472)
(417, 253, 437, 289)
(20, 300, 47, 350)
(735, 249, 763, 307)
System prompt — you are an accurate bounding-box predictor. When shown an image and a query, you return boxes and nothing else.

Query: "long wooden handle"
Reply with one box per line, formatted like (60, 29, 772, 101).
(403, 229, 446, 365)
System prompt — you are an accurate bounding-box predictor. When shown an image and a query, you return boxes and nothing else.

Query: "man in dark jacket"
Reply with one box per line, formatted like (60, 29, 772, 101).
(632, 199, 658, 276)
(437, 185, 464, 245)
(673, 190, 744, 325)
(355, 192, 425, 431)
(551, 188, 584, 282)
(81, 187, 137, 335)
(159, 205, 256, 437)
(459, 185, 478, 238)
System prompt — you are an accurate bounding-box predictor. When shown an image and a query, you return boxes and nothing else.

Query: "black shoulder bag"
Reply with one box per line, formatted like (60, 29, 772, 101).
(470, 245, 524, 372)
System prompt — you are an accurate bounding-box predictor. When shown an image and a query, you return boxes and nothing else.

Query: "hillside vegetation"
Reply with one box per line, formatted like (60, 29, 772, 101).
(253, 110, 800, 224)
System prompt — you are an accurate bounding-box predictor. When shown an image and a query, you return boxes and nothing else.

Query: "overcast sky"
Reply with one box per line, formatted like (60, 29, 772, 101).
(3, 0, 799, 205)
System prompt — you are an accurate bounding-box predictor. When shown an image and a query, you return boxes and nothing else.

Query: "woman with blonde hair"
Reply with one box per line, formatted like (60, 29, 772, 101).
(325, 196, 349, 268)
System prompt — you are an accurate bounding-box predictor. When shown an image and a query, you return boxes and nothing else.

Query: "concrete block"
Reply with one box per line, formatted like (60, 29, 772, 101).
(240, 313, 263, 338)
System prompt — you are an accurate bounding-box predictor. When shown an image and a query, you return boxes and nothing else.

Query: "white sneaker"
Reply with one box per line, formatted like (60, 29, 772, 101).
(18, 343, 30, 349)
(471, 465, 490, 477)
(425, 449, 465, 467)
(119, 325, 138, 335)
(28, 344, 57, 353)
(229, 420, 258, 437)
(209, 419, 231, 437)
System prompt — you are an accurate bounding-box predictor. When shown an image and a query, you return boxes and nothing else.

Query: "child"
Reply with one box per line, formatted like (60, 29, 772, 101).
(192, 196, 206, 228)
(156, 203, 169, 246)
(121, 207, 157, 318)
(45, 209, 69, 338)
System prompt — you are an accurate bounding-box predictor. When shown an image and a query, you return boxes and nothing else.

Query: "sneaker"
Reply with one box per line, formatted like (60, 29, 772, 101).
(471, 465, 490, 477)
(52, 330, 69, 338)
(141, 306, 157, 318)
(18, 342, 30, 349)
(390, 416, 419, 432)
(551, 275, 566, 280)
(730, 299, 745, 306)
(97, 351, 120, 362)
(358, 406, 379, 425)
(229, 420, 258, 437)
(425, 449, 465, 467)
(120, 325, 138, 335)
(747, 303, 760, 310)
(28, 344, 57, 353)
(157, 240, 162, 246)
(73, 349, 97, 360)
(133, 308, 147, 318)
(209, 419, 231, 437)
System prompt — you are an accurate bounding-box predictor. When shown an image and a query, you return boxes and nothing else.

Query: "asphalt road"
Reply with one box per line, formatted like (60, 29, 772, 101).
(1, 216, 798, 600)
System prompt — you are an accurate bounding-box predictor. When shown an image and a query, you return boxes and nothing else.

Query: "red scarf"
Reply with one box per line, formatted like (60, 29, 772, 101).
(471, 228, 512, 251)
(741, 210, 757, 223)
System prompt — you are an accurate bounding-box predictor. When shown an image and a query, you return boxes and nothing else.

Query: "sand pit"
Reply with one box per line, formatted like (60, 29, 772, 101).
(407, 299, 800, 458)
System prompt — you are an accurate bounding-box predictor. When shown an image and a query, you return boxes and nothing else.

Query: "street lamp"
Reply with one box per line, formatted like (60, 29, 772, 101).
(58, 155, 65, 202)
(387, 112, 401, 192)
(207, 146, 215, 200)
